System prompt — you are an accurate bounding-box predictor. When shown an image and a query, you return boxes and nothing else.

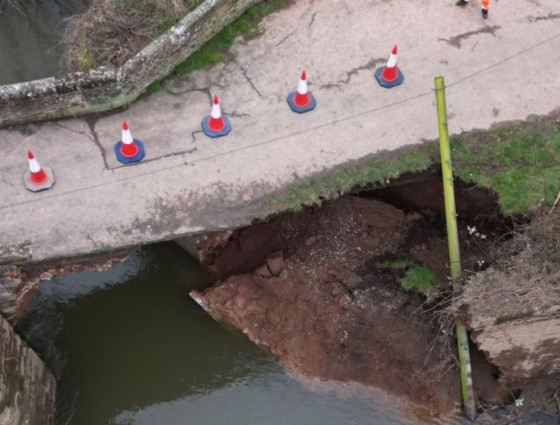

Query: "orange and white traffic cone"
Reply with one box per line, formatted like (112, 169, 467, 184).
(287, 70, 316, 113)
(24, 150, 55, 192)
(201, 94, 232, 138)
(374, 45, 404, 88)
(481, 0, 489, 19)
(114, 120, 145, 164)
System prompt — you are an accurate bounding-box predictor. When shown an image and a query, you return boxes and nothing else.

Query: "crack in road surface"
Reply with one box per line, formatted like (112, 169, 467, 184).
(438, 25, 501, 48)
(83, 118, 110, 171)
(528, 13, 560, 22)
(318, 58, 386, 90)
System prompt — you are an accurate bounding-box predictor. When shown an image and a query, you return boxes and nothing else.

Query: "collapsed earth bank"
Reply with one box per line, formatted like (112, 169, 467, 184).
(191, 173, 513, 416)
(3, 172, 558, 421)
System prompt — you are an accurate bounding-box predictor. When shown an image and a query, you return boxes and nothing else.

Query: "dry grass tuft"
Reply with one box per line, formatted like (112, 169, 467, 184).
(65, 0, 202, 71)
(450, 213, 560, 326)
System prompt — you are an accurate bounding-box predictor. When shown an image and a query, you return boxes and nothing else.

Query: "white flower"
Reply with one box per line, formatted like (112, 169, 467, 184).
(514, 398, 524, 407)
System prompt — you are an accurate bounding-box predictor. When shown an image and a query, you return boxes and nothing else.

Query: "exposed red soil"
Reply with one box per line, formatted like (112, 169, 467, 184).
(193, 177, 506, 416)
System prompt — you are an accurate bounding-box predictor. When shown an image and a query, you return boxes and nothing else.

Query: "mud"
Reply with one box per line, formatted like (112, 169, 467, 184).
(193, 174, 508, 416)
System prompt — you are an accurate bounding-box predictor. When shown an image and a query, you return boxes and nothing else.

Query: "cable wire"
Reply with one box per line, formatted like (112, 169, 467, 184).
(1, 30, 559, 212)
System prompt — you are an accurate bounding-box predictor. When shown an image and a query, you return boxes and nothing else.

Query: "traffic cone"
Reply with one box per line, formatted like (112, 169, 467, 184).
(114, 120, 145, 164)
(24, 150, 55, 192)
(287, 70, 317, 113)
(202, 94, 232, 138)
(375, 45, 404, 88)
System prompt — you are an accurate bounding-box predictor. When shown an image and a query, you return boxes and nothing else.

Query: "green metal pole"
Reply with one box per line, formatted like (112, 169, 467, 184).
(434, 76, 476, 421)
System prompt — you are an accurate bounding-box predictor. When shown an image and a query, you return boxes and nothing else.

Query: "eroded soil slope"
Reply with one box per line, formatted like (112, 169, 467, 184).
(193, 188, 504, 416)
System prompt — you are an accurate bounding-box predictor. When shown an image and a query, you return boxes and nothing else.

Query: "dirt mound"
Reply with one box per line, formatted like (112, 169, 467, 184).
(193, 192, 503, 416)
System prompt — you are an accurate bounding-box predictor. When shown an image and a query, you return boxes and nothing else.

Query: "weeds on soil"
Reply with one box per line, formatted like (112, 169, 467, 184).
(376, 259, 442, 297)
(401, 266, 442, 297)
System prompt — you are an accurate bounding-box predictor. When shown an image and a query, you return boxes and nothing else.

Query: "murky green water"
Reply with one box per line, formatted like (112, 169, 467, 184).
(0, 0, 90, 84)
(16, 243, 445, 425)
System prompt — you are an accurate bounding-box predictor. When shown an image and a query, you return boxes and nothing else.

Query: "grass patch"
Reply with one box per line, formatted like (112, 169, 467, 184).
(266, 114, 560, 216)
(76, 45, 99, 72)
(144, 80, 164, 96)
(452, 122, 560, 215)
(400, 266, 442, 297)
(268, 143, 438, 212)
(375, 259, 441, 297)
(173, 0, 289, 74)
(375, 259, 414, 270)
(139, 0, 288, 95)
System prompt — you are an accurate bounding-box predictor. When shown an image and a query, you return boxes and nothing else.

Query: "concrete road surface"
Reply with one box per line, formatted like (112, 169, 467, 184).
(1, 0, 559, 263)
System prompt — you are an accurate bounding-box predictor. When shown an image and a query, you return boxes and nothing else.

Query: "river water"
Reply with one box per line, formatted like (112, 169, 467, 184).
(0, 0, 90, 84)
(16, 243, 447, 425)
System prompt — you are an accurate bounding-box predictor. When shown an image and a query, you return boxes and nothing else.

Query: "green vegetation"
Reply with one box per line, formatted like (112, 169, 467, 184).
(268, 143, 437, 212)
(76, 46, 98, 72)
(68, 0, 289, 95)
(141, 0, 288, 95)
(451, 123, 560, 215)
(267, 115, 560, 216)
(66, 0, 203, 70)
(375, 259, 413, 269)
(144, 80, 164, 96)
(173, 0, 289, 75)
(375, 259, 441, 296)
(400, 266, 442, 297)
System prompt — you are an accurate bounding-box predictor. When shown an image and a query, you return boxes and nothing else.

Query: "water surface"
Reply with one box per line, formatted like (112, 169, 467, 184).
(0, 0, 90, 84)
(16, 243, 445, 425)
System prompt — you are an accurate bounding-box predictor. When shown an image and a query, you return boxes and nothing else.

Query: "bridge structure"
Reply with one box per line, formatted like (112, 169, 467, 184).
(0, 0, 559, 264)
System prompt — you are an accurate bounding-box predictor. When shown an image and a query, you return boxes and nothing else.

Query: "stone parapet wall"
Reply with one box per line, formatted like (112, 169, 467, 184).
(0, 0, 260, 129)
(0, 314, 56, 425)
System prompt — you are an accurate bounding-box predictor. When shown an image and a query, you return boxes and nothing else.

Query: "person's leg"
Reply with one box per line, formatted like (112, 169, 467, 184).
(481, 0, 489, 18)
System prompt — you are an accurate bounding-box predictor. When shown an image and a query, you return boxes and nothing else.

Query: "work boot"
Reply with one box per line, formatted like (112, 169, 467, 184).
(456, 0, 468, 6)
(481, 8, 488, 18)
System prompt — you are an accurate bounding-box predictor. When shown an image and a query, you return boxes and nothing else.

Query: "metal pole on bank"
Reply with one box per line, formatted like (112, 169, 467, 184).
(434, 76, 476, 421)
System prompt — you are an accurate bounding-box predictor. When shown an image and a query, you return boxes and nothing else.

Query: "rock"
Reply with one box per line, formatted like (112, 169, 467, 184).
(254, 264, 272, 278)
(267, 252, 285, 277)
(305, 236, 318, 246)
